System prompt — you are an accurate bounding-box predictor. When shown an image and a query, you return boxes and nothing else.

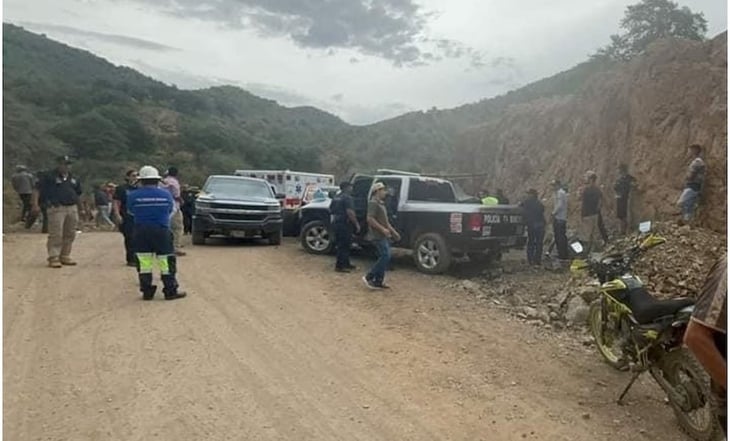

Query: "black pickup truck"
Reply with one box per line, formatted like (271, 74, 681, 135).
(298, 172, 527, 274)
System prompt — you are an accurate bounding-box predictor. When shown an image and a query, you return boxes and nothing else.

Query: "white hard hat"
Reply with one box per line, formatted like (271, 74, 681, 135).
(138, 165, 162, 180)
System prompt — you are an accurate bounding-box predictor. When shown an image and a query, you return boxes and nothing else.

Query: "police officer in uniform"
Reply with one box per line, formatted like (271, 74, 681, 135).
(31, 155, 82, 268)
(331, 182, 360, 273)
(127, 166, 187, 301)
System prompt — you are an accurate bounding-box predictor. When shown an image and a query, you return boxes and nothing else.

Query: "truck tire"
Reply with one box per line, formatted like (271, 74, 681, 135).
(268, 230, 283, 246)
(300, 220, 334, 255)
(192, 229, 206, 245)
(413, 232, 452, 274)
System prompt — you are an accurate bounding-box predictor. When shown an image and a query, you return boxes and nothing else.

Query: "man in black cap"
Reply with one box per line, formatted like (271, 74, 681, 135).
(331, 181, 360, 272)
(31, 155, 82, 268)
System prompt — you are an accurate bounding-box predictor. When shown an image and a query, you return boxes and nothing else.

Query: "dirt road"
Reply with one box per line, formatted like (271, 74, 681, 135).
(4, 232, 693, 440)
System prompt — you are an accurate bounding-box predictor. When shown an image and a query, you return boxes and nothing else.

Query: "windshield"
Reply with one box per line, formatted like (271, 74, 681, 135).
(204, 177, 273, 199)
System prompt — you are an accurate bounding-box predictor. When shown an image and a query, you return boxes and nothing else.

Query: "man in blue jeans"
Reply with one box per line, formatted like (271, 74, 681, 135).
(520, 188, 545, 266)
(677, 144, 706, 224)
(363, 182, 400, 290)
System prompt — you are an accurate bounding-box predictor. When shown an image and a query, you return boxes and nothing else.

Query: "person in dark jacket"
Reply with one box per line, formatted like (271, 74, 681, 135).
(520, 188, 545, 266)
(614, 163, 636, 235)
(331, 182, 360, 272)
(113, 169, 139, 267)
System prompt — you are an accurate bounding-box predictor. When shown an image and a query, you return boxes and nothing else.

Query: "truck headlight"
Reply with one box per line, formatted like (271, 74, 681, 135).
(195, 202, 211, 211)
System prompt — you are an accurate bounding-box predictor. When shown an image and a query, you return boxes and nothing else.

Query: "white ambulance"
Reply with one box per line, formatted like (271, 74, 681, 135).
(233, 170, 335, 210)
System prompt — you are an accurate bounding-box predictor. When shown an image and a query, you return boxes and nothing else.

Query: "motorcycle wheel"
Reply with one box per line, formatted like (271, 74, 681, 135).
(657, 349, 720, 441)
(588, 301, 629, 371)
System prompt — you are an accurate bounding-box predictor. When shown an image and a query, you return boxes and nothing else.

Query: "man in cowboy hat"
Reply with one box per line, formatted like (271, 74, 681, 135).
(363, 182, 400, 289)
(31, 155, 83, 268)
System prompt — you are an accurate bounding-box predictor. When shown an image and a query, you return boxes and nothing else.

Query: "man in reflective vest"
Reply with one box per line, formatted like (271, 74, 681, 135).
(128, 165, 187, 301)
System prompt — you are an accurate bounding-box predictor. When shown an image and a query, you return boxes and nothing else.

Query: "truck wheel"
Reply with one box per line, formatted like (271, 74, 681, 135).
(268, 230, 283, 246)
(300, 220, 334, 255)
(413, 233, 452, 274)
(192, 229, 206, 245)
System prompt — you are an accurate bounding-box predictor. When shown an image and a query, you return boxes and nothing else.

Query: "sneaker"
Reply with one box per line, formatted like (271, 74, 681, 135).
(165, 291, 188, 301)
(378, 282, 391, 289)
(48, 258, 62, 269)
(362, 276, 381, 290)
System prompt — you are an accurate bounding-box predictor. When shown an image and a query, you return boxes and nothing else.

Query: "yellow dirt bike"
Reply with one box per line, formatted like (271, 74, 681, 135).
(570, 221, 720, 441)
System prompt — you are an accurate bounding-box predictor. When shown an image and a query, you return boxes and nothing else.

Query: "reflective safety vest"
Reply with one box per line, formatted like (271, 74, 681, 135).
(481, 196, 499, 206)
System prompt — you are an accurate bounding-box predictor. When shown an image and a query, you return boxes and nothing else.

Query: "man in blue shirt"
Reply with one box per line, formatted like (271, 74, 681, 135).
(128, 166, 187, 301)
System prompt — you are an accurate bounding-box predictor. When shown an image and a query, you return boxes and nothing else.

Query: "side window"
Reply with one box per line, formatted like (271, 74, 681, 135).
(407, 178, 456, 203)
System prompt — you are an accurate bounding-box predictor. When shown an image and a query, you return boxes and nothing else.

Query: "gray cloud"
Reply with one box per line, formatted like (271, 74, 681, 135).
(126, 0, 486, 67)
(17, 21, 179, 51)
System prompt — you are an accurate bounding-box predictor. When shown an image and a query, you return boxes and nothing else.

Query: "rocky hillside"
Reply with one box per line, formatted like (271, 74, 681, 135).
(453, 33, 727, 232)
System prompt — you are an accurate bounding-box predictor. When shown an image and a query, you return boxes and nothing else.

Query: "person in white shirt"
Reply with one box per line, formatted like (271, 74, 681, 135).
(550, 179, 569, 260)
(161, 166, 186, 256)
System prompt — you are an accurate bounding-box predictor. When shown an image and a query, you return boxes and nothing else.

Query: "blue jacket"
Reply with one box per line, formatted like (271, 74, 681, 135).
(128, 187, 174, 228)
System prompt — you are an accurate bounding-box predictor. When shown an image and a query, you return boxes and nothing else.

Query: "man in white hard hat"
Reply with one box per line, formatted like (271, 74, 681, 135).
(127, 166, 187, 301)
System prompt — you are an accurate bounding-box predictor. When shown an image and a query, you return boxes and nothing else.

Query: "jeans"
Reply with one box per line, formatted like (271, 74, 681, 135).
(121, 216, 137, 265)
(334, 222, 353, 269)
(552, 219, 569, 260)
(19, 193, 31, 222)
(678, 188, 700, 221)
(366, 239, 391, 285)
(96, 205, 114, 227)
(527, 224, 545, 265)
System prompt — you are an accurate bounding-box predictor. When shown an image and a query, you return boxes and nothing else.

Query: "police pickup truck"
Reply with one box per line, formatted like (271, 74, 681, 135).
(298, 172, 526, 274)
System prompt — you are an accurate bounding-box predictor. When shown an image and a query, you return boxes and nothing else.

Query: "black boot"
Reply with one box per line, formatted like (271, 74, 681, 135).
(142, 284, 157, 301)
(162, 274, 186, 300)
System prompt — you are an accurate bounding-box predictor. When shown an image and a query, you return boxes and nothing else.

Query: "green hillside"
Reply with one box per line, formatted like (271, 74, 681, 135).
(3, 23, 612, 187)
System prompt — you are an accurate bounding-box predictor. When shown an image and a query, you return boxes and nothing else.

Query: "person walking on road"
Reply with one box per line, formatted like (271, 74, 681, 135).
(580, 171, 603, 253)
(684, 253, 726, 437)
(550, 180, 569, 261)
(162, 166, 186, 256)
(614, 163, 636, 235)
(332, 182, 360, 273)
(677, 144, 706, 224)
(31, 155, 82, 268)
(113, 169, 139, 267)
(363, 182, 400, 290)
(520, 188, 545, 266)
(94, 183, 114, 228)
(128, 166, 187, 301)
(12, 165, 35, 224)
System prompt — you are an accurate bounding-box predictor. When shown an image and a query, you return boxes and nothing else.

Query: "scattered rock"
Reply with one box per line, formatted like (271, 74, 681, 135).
(521, 306, 539, 319)
(458, 280, 481, 292)
(565, 296, 590, 325)
(581, 413, 591, 420)
(577, 286, 600, 304)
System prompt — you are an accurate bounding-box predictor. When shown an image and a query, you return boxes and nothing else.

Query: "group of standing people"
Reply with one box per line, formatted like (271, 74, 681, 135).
(25, 156, 187, 300)
(330, 181, 400, 290)
(517, 143, 707, 265)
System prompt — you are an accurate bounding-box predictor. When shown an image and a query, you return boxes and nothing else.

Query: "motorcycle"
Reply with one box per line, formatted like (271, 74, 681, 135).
(570, 221, 720, 441)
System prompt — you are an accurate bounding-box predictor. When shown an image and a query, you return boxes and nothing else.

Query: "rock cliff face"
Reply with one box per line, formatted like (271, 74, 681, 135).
(455, 33, 727, 233)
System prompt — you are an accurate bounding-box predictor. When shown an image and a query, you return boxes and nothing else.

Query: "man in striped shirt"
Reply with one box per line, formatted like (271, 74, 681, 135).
(128, 166, 187, 301)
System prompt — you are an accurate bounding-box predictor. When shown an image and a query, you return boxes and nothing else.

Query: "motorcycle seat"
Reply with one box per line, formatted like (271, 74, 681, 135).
(628, 287, 695, 325)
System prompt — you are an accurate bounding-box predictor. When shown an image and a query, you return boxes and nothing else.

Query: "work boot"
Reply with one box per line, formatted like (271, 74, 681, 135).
(60, 257, 77, 266)
(48, 257, 62, 268)
(142, 285, 157, 301)
(164, 291, 187, 301)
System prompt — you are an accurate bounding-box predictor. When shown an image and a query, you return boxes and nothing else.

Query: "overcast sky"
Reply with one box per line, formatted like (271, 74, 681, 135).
(4, 0, 727, 124)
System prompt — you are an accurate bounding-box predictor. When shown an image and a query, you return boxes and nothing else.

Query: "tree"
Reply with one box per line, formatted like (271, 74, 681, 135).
(594, 0, 707, 61)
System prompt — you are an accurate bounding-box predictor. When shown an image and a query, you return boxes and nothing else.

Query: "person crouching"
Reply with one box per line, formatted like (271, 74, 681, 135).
(127, 166, 187, 301)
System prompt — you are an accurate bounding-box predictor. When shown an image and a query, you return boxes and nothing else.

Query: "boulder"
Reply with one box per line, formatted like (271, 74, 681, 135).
(565, 296, 590, 325)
